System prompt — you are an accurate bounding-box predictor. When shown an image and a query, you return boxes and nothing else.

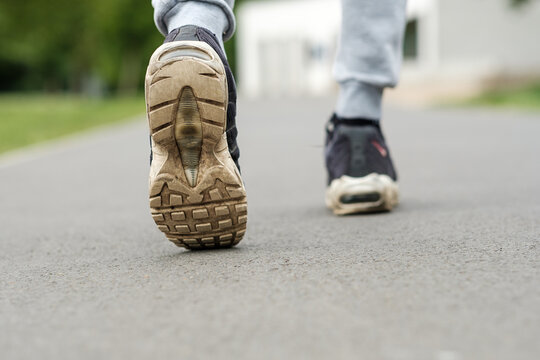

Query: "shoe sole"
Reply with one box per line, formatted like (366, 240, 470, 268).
(325, 174, 398, 215)
(145, 41, 247, 249)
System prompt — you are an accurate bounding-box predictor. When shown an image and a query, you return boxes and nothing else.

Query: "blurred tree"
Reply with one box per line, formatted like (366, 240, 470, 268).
(0, 0, 254, 94)
(0, 0, 161, 94)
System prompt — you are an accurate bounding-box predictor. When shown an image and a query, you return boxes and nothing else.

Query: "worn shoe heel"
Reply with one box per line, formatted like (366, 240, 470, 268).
(145, 41, 247, 249)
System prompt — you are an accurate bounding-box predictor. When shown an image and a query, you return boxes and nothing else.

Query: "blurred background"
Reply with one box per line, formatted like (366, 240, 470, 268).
(0, 0, 539, 154)
(237, 0, 540, 104)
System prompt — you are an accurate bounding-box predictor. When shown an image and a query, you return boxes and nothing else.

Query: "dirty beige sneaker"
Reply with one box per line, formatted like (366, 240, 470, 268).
(145, 26, 246, 249)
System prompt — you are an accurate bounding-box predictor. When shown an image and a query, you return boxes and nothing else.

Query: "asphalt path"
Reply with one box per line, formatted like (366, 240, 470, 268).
(1, 98, 539, 360)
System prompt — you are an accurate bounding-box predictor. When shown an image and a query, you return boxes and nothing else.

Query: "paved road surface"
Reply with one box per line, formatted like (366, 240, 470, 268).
(1, 98, 539, 360)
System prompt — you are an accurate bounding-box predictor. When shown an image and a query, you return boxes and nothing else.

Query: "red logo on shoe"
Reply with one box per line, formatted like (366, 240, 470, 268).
(371, 140, 387, 157)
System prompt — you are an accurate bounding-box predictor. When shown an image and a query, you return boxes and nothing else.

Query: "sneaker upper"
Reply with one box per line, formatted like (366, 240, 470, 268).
(153, 25, 240, 171)
(325, 114, 397, 185)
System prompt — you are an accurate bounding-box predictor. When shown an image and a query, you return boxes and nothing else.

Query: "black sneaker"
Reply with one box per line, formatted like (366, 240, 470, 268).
(145, 25, 247, 249)
(325, 114, 399, 215)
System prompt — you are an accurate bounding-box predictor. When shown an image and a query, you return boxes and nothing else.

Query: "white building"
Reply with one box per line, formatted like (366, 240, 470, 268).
(237, 0, 540, 99)
(237, 0, 341, 97)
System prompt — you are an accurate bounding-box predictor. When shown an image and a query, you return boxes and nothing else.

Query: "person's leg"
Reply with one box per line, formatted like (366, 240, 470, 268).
(146, 1, 247, 249)
(334, 0, 407, 120)
(152, 0, 235, 50)
(325, 0, 407, 215)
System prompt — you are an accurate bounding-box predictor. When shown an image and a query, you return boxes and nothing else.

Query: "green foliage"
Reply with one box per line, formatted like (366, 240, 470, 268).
(0, 0, 162, 94)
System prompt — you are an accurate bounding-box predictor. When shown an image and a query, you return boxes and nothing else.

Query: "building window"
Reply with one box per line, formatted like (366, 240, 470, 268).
(403, 19, 418, 60)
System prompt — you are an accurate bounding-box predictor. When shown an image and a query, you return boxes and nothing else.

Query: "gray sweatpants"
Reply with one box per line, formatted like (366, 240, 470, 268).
(151, 0, 407, 120)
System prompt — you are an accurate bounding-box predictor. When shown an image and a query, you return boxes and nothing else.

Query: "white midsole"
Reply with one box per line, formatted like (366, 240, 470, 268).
(325, 173, 399, 215)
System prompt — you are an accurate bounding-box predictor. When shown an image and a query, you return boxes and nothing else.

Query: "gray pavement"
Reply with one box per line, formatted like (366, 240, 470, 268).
(1, 98, 539, 360)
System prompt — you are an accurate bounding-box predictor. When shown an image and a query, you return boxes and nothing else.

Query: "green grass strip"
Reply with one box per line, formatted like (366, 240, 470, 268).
(463, 83, 540, 110)
(0, 94, 145, 154)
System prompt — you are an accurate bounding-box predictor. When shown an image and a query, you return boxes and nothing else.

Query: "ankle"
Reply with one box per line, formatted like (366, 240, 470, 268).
(164, 2, 229, 50)
(335, 81, 383, 120)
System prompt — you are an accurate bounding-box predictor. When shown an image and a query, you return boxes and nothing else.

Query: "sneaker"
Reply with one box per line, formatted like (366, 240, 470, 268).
(145, 25, 247, 249)
(325, 114, 399, 215)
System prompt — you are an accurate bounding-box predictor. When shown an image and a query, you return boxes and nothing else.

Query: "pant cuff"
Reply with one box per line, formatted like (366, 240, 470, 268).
(335, 81, 383, 120)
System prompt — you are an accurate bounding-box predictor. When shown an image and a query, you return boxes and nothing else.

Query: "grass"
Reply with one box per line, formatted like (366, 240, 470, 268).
(463, 82, 540, 110)
(0, 94, 145, 154)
